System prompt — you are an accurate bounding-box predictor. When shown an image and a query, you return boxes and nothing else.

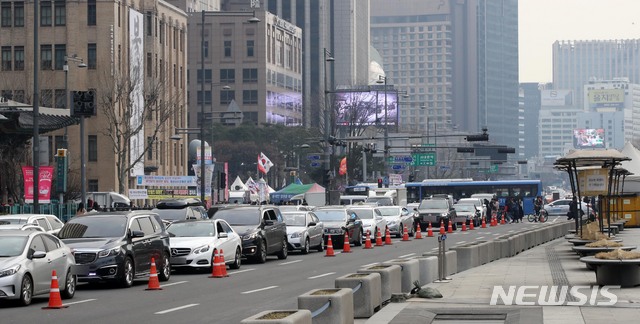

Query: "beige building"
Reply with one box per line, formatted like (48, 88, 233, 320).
(187, 10, 302, 128)
(0, 0, 188, 195)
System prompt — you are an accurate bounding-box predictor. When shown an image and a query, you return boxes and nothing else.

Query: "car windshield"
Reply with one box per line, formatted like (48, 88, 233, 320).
(366, 197, 389, 203)
(377, 207, 400, 216)
(352, 209, 374, 219)
(0, 218, 27, 225)
(314, 210, 346, 222)
(282, 212, 306, 226)
(213, 209, 260, 226)
(419, 200, 449, 209)
(58, 216, 127, 239)
(454, 204, 476, 212)
(152, 209, 187, 221)
(167, 222, 215, 237)
(0, 236, 28, 257)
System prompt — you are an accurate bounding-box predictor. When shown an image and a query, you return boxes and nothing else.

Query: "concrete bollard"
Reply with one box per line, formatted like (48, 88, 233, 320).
(408, 255, 438, 285)
(383, 259, 421, 293)
(476, 241, 491, 265)
(335, 273, 381, 319)
(423, 250, 457, 276)
(241, 309, 312, 324)
(451, 244, 479, 272)
(357, 264, 401, 302)
(298, 288, 354, 324)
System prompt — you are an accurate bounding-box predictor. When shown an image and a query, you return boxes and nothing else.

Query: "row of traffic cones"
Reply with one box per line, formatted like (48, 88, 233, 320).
(326, 224, 417, 257)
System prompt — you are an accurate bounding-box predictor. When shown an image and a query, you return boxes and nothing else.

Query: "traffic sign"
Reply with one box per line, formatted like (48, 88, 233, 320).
(392, 164, 405, 170)
(387, 155, 412, 164)
(412, 152, 436, 166)
(310, 162, 321, 167)
(307, 154, 321, 160)
(489, 164, 499, 173)
(440, 165, 450, 170)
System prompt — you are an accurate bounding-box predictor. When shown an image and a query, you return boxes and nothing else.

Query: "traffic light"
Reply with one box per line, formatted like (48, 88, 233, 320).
(219, 172, 226, 188)
(465, 134, 489, 142)
(72, 90, 97, 117)
(377, 178, 383, 188)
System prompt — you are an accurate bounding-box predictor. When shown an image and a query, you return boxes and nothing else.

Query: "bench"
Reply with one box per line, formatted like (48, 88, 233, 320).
(568, 238, 621, 246)
(579, 256, 640, 287)
(572, 246, 636, 257)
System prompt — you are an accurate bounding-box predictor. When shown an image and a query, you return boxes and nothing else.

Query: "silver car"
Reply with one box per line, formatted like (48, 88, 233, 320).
(282, 211, 324, 254)
(375, 206, 414, 238)
(0, 214, 65, 235)
(0, 230, 76, 305)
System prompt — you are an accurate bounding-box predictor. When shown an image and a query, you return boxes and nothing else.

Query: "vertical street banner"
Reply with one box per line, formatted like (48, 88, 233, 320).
(22, 166, 54, 203)
(129, 8, 145, 177)
(192, 164, 214, 199)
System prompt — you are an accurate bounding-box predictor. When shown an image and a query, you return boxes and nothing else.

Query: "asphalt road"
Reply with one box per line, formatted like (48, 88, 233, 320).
(0, 217, 562, 323)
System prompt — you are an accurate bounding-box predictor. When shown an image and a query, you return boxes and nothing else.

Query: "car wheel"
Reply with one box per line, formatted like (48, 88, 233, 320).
(119, 257, 134, 288)
(158, 252, 171, 282)
(18, 274, 33, 306)
(229, 246, 241, 269)
(277, 238, 288, 259)
(408, 224, 415, 237)
(302, 238, 310, 254)
(354, 230, 363, 246)
(255, 240, 267, 263)
(316, 236, 325, 252)
(60, 269, 76, 299)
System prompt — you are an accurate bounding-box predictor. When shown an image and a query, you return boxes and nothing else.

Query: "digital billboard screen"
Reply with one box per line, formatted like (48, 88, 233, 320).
(573, 128, 605, 149)
(334, 89, 398, 126)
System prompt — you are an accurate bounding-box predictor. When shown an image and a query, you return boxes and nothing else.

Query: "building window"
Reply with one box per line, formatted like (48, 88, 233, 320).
(242, 68, 258, 83)
(246, 40, 254, 57)
(54, 44, 65, 70)
(1, 2, 11, 27)
(55, 89, 65, 108)
(54, 0, 65, 26)
(197, 69, 212, 83)
(243, 90, 258, 105)
(40, 1, 52, 26)
(147, 136, 154, 160)
(41, 45, 52, 70)
(14, 2, 24, 27)
(220, 69, 235, 83)
(204, 41, 208, 58)
(88, 179, 99, 192)
(87, 43, 97, 69)
(88, 0, 96, 26)
(88, 135, 98, 161)
(224, 41, 232, 57)
(220, 90, 235, 105)
(14, 46, 24, 71)
(41, 89, 53, 107)
(196, 91, 212, 105)
(1, 47, 11, 71)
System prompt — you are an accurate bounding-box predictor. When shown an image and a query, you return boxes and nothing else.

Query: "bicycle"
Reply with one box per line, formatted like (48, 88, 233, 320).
(527, 209, 548, 223)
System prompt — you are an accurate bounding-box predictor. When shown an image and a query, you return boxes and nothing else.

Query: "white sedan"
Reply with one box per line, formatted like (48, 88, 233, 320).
(282, 211, 324, 254)
(349, 206, 387, 240)
(375, 206, 414, 238)
(167, 219, 242, 271)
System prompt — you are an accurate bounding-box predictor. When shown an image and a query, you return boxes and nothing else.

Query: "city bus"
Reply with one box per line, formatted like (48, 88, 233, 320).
(405, 180, 543, 215)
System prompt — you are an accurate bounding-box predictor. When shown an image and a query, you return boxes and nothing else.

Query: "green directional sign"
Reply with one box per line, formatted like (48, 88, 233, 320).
(489, 164, 499, 173)
(411, 152, 436, 166)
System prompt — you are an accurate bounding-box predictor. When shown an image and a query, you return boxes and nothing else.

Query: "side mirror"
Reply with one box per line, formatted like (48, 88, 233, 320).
(32, 251, 47, 259)
(308, 222, 316, 227)
(265, 220, 275, 226)
(130, 230, 145, 238)
(218, 232, 228, 239)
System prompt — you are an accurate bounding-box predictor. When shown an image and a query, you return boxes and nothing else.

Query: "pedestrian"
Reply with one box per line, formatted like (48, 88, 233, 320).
(491, 198, 499, 221)
(516, 198, 524, 223)
(76, 203, 86, 216)
(568, 196, 578, 220)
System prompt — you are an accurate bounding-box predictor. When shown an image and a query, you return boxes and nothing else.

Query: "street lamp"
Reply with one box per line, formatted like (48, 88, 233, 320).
(376, 75, 389, 183)
(64, 55, 87, 206)
(323, 48, 335, 205)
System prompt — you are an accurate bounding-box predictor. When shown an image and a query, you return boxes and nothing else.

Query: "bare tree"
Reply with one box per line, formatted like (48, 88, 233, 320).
(0, 135, 31, 204)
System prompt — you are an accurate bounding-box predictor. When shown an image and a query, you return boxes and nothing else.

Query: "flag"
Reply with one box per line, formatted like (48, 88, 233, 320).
(339, 157, 347, 175)
(257, 152, 274, 174)
(294, 177, 303, 185)
(246, 177, 258, 195)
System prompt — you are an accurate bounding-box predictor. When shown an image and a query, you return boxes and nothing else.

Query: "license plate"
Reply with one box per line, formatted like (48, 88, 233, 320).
(171, 257, 187, 264)
(422, 216, 430, 221)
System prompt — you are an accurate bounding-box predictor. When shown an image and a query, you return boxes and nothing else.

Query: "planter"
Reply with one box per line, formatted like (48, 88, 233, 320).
(450, 244, 478, 272)
(357, 264, 401, 302)
(335, 273, 381, 318)
(241, 310, 312, 324)
(408, 255, 438, 284)
(422, 250, 457, 276)
(298, 288, 354, 324)
(382, 259, 420, 293)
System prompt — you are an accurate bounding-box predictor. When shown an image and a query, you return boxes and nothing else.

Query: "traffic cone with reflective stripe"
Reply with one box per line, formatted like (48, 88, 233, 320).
(415, 223, 423, 239)
(500, 214, 506, 225)
(364, 230, 373, 249)
(43, 270, 68, 309)
(342, 232, 351, 252)
(447, 221, 453, 233)
(427, 222, 434, 237)
(461, 222, 467, 232)
(482, 216, 487, 228)
(402, 225, 410, 241)
(325, 235, 335, 256)
(209, 250, 225, 278)
(218, 249, 229, 277)
(146, 257, 163, 289)
(470, 219, 475, 230)
(439, 220, 445, 235)
(385, 227, 393, 245)
(375, 228, 384, 246)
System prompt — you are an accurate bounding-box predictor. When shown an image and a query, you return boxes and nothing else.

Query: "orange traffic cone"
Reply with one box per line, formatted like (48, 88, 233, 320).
(415, 223, 423, 239)
(42, 270, 68, 309)
(375, 228, 384, 246)
(218, 249, 229, 277)
(364, 230, 373, 249)
(146, 257, 163, 289)
(500, 214, 506, 225)
(481, 217, 487, 228)
(462, 222, 467, 231)
(209, 250, 225, 278)
(447, 221, 453, 233)
(325, 235, 335, 256)
(342, 232, 351, 253)
(469, 219, 475, 230)
(402, 225, 410, 241)
(385, 227, 393, 245)
(427, 222, 434, 237)
(439, 220, 445, 235)
(490, 215, 496, 227)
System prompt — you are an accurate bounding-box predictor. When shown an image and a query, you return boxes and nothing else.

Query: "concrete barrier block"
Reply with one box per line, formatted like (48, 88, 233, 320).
(383, 259, 421, 293)
(298, 288, 353, 324)
(476, 241, 490, 264)
(494, 239, 509, 259)
(421, 251, 457, 277)
(450, 244, 479, 272)
(357, 264, 401, 302)
(335, 273, 381, 319)
(241, 309, 312, 324)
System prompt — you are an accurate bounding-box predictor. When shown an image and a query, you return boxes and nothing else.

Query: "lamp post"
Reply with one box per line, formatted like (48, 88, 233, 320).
(32, 0, 40, 211)
(63, 55, 86, 205)
(323, 48, 335, 205)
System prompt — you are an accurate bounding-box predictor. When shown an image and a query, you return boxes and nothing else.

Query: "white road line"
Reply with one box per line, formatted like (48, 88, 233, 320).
(280, 260, 303, 266)
(161, 280, 188, 287)
(228, 268, 255, 275)
(64, 299, 96, 306)
(398, 253, 415, 258)
(431, 247, 438, 251)
(362, 262, 379, 268)
(155, 304, 199, 315)
(553, 217, 559, 223)
(476, 236, 485, 240)
(455, 241, 466, 245)
(308, 272, 336, 279)
(241, 286, 279, 294)
(493, 233, 501, 235)
(508, 230, 515, 233)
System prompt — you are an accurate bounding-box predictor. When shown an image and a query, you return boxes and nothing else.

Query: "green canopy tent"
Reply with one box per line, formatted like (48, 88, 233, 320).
(269, 183, 324, 204)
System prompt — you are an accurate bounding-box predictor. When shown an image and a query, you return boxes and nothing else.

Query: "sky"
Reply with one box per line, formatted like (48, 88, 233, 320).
(519, 0, 640, 83)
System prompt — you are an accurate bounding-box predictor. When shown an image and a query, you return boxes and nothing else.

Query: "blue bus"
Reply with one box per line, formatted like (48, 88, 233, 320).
(405, 180, 543, 215)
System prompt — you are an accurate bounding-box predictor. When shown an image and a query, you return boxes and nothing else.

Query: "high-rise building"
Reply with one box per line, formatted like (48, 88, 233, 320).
(538, 90, 579, 158)
(519, 83, 542, 159)
(332, 0, 370, 88)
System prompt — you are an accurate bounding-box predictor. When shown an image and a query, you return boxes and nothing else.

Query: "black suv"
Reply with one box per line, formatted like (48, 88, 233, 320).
(154, 198, 208, 224)
(212, 206, 288, 263)
(415, 197, 458, 230)
(57, 211, 171, 287)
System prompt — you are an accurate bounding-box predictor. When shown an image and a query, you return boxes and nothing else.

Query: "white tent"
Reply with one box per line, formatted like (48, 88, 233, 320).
(230, 176, 247, 191)
(620, 142, 640, 193)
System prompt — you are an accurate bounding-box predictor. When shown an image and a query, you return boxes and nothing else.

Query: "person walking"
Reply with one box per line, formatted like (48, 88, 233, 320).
(568, 196, 579, 220)
(516, 198, 524, 223)
(533, 196, 544, 222)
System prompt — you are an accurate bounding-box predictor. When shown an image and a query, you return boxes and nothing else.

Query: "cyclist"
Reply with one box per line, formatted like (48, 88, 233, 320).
(533, 196, 544, 222)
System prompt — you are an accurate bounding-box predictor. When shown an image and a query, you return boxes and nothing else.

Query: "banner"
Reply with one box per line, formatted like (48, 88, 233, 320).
(22, 166, 54, 203)
(136, 175, 198, 187)
(128, 189, 149, 199)
(192, 164, 214, 199)
(129, 8, 145, 177)
(339, 157, 347, 175)
(577, 168, 609, 196)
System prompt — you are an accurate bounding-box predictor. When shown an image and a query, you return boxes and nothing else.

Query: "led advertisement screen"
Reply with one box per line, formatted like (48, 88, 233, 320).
(334, 89, 398, 126)
(573, 128, 605, 148)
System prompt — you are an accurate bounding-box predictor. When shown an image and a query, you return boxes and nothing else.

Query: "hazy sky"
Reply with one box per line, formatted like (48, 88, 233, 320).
(519, 0, 640, 83)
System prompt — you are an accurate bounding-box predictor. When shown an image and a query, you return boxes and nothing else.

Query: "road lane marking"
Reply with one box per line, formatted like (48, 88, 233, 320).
(229, 268, 255, 275)
(431, 247, 438, 251)
(476, 237, 484, 240)
(155, 304, 199, 315)
(455, 241, 466, 245)
(280, 260, 303, 266)
(308, 272, 336, 279)
(241, 286, 278, 294)
(493, 233, 501, 235)
(362, 262, 379, 268)
(399, 253, 415, 258)
(161, 280, 188, 287)
(508, 230, 515, 233)
(64, 299, 96, 306)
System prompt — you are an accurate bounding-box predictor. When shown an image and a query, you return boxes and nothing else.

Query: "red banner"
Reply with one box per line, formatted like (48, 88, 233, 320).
(339, 157, 347, 176)
(22, 166, 54, 203)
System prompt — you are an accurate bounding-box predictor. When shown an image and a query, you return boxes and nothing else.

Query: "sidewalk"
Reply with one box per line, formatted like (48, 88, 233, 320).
(359, 226, 640, 324)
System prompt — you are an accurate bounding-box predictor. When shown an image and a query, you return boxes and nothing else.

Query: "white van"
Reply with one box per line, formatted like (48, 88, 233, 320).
(339, 195, 367, 206)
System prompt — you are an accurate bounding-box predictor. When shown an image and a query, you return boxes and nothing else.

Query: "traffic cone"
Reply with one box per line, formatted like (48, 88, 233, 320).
(427, 222, 434, 237)
(218, 249, 229, 277)
(462, 222, 467, 232)
(325, 235, 335, 256)
(490, 215, 496, 227)
(481, 217, 487, 228)
(42, 270, 68, 309)
(402, 225, 410, 241)
(364, 230, 373, 249)
(500, 214, 506, 225)
(447, 221, 453, 233)
(469, 219, 475, 230)
(385, 227, 393, 245)
(415, 223, 423, 239)
(209, 250, 225, 278)
(375, 228, 384, 246)
(439, 220, 445, 235)
(146, 257, 163, 289)
(342, 232, 351, 252)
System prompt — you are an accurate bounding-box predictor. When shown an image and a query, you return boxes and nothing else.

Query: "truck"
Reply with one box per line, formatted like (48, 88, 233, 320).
(289, 192, 326, 207)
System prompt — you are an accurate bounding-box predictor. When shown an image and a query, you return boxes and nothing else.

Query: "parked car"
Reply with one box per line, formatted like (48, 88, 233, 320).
(415, 197, 457, 230)
(339, 195, 367, 206)
(453, 203, 481, 227)
(542, 198, 590, 217)
(0, 224, 45, 232)
(313, 207, 363, 248)
(278, 205, 315, 212)
(0, 214, 64, 235)
(166, 219, 242, 271)
(57, 211, 172, 287)
(456, 197, 487, 222)
(151, 207, 206, 225)
(211, 206, 288, 263)
(0, 230, 76, 305)
(375, 206, 415, 237)
(348, 205, 388, 240)
(364, 196, 394, 206)
(281, 211, 324, 254)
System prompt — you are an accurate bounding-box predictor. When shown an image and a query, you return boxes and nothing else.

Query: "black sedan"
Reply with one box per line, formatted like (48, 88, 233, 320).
(313, 207, 363, 248)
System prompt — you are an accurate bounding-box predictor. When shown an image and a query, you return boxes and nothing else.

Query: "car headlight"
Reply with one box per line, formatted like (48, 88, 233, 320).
(97, 247, 121, 258)
(192, 245, 210, 254)
(441, 213, 449, 217)
(290, 231, 302, 238)
(0, 264, 21, 278)
(242, 232, 260, 241)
